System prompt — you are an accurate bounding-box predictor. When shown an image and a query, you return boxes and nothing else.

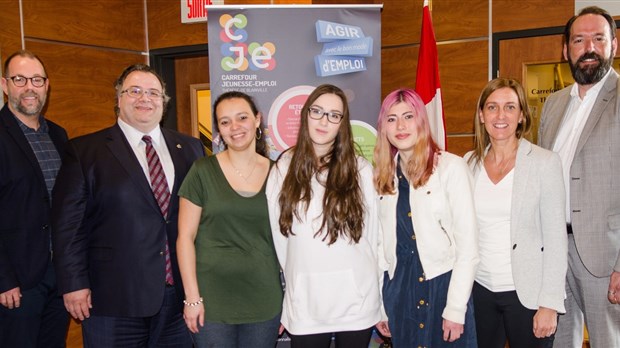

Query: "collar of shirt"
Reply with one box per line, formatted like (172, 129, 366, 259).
(117, 117, 164, 147)
(14, 114, 48, 134)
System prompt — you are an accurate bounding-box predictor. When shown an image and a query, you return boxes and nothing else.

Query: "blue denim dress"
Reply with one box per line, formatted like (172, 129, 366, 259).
(382, 165, 477, 347)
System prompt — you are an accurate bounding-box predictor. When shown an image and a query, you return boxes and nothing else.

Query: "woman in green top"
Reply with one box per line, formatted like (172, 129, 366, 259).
(177, 91, 283, 348)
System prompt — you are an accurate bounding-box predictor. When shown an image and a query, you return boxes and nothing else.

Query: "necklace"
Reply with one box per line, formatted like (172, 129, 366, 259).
(488, 152, 515, 175)
(229, 153, 257, 183)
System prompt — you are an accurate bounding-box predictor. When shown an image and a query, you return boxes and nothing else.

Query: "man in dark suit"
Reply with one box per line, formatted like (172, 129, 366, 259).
(538, 6, 620, 348)
(0, 50, 70, 347)
(52, 64, 204, 347)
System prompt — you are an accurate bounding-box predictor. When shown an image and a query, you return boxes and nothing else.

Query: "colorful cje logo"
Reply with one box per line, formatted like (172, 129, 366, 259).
(219, 14, 277, 72)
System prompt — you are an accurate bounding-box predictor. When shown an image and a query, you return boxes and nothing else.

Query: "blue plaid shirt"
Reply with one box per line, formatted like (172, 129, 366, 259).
(16, 116, 62, 198)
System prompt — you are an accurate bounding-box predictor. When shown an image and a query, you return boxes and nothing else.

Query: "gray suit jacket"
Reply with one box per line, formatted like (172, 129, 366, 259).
(466, 139, 567, 312)
(539, 71, 620, 277)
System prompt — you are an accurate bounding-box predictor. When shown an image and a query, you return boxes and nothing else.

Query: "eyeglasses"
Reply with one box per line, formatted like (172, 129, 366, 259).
(308, 106, 343, 124)
(5, 75, 47, 88)
(120, 86, 164, 100)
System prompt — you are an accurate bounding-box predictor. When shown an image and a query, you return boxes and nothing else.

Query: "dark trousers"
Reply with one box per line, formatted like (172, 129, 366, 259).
(0, 261, 70, 348)
(472, 282, 554, 348)
(288, 327, 373, 348)
(82, 285, 192, 348)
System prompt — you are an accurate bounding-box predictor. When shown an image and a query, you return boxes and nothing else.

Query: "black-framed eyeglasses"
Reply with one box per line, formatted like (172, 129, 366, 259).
(120, 86, 164, 100)
(308, 106, 343, 124)
(5, 75, 47, 88)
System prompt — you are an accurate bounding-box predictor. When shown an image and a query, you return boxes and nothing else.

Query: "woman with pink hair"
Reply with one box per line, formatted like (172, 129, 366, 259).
(374, 88, 478, 347)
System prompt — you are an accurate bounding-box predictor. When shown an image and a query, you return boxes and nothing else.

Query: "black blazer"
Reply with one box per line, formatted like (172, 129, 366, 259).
(52, 123, 204, 317)
(0, 105, 68, 293)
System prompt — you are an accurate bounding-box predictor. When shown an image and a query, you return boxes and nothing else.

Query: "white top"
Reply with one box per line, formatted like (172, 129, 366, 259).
(117, 118, 175, 190)
(552, 69, 612, 223)
(266, 152, 382, 335)
(474, 166, 515, 292)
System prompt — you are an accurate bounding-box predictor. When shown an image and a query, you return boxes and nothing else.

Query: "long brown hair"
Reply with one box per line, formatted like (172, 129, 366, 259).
(467, 78, 532, 166)
(277, 84, 364, 245)
(374, 88, 440, 194)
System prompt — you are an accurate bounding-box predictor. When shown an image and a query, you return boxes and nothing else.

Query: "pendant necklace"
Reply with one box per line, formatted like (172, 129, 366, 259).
(229, 153, 257, 183)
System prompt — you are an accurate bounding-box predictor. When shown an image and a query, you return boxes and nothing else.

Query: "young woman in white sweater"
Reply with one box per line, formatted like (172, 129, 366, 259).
(266, 84, 382, 348)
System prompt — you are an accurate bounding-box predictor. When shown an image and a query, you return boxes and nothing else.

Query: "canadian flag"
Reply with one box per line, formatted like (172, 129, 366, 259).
(415, 0, 447, 150)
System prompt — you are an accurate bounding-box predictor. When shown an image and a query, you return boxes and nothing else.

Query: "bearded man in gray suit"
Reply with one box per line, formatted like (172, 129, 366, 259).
(538, 6, 620, 348)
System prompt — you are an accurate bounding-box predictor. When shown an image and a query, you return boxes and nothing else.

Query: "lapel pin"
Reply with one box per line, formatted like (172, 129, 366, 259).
(176, 144, 182, 149)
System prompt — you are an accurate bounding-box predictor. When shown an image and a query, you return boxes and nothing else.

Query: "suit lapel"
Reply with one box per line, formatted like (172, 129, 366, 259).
(0, 107, 46, 184)
(162, 129, 182, 193)
(511, 139, 532, 239)
(574, 72, 618, 157)
(542, 89, 572, 150)
(162, 128, 186, 215)
(105, 124, 162, 216)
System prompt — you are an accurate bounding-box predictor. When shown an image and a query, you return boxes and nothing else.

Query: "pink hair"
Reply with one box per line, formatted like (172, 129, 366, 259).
(374, 88, 440, 193)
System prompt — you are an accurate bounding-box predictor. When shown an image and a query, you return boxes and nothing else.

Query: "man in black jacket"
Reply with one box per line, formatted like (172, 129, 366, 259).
(0, 50, 69, 347)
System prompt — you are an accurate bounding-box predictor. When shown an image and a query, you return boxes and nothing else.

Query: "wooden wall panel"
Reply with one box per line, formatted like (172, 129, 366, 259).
(175, 56, 210, 135)
(148, 0, 311, 50)
(381, 0, 421, 47)
(381, 46, 418, 99)
(25, 40, 146, 138)
(493, 0, 573, 33)
(438, 40, 488, 135)
(0, 0, 22, 72)
(148, 0, 208, 50)
(23, 0, 145, 51)
(381, 40, 486, 137)
(499, 34, 564, 82)
(433, 0, 487, 41)
(447, 135, 474, 156)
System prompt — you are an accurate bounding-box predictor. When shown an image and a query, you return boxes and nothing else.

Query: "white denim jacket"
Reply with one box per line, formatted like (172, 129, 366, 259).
(377, 151, 479, 324)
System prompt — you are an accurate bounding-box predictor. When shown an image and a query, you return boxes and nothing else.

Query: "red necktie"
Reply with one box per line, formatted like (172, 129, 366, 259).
(143, 135, 174, 285)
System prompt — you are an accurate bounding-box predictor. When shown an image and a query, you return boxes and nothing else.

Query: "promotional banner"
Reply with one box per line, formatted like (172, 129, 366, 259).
(207, 6, 386, 347)
(207, 5, 382, 161)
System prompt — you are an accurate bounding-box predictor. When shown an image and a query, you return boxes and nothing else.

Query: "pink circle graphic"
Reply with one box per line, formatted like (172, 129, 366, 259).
(267, 85, 316, 152)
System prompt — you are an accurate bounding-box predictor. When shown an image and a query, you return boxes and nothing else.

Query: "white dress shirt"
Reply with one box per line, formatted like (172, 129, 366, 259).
(117, 118, 175, 190)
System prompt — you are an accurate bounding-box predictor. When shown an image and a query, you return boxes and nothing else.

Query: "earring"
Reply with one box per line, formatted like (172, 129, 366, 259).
(256, 127, 263, 140)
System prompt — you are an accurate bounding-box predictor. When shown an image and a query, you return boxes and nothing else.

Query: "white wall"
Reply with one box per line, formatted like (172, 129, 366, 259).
(576, 1, 620, 15)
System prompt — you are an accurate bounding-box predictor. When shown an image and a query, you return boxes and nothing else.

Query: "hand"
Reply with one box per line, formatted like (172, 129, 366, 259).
(376, 320, 392, 337)
(442, 319, 464, 342)
(278, 324, 285, 335)
(63, 289, 92, 320)
(533, 307, 557, 338)
(608, 271, 620, 305)
(183, 303, 204, 334)
(0, 287, 21, 309)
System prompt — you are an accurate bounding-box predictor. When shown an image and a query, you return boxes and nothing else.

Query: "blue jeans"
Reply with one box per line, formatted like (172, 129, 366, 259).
(193, 312, 281, 348)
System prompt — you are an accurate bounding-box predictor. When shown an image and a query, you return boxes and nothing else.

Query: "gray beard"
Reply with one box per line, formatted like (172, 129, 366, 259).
(10, 95, 45, 117)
